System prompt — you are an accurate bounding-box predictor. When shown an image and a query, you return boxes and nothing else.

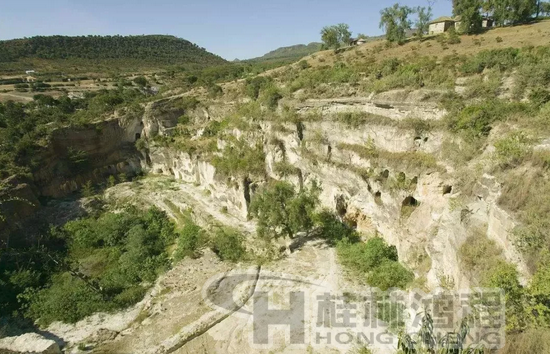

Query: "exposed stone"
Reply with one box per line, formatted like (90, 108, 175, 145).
(0, 333, 61, 354)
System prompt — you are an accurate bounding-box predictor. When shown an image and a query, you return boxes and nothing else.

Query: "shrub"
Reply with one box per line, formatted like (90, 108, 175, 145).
(315, 210, 360, 245)
(250, 180, 320, 240)
(25, 207, 177, 325)
(212, 138, 266, 178)
(337, 237, 413, 290)
(494, 131, 532, 168)
(459, 229, 503, 283)
(133, 76, 148, 87)
(496, 36, 503, 43)
(211, 227, 246, 262)
(174, 221, 204, 260)
(529, 88, 550, 107)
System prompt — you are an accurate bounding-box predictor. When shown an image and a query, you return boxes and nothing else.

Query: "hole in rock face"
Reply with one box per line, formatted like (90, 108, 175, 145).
(135, 133, 141, 141)
(424, 137, 428, 142)
(336, 195, 348, 217)
(169, 168, 175, 176)
(411, 176, 418, 185)
(443, 185, 453, 195)
(243, 177, 251, 208)
(381, 169, 390, 179)
(402, 196, 420, 207)
(296, 121, 304, 142)
(374, 191, 382, 205)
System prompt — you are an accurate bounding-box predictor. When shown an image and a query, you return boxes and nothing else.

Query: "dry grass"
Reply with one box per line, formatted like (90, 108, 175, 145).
(301, 20, 550, 69)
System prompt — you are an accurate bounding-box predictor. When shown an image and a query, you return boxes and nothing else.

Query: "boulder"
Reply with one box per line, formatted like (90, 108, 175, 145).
(0, 333, 61, 354)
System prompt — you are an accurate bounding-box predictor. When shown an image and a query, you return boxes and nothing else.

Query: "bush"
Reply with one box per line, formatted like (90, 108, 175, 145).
(133, 76, 148, 87)
(337, 237, 413, 290)
(174, 221, 204, 260)
(315, 210, 359, 245)
(494, 131, 532, 168)
(26, 207, 177, 325)
(211, 227, 246, 262)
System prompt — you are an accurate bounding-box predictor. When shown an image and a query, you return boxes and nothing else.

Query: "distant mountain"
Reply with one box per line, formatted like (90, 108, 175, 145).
(0, 35, 227, 73)
(251, 42, 323, 62)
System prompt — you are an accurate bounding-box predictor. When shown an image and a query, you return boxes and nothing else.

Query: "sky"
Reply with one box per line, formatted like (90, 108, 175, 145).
(0, 0, 453, 60)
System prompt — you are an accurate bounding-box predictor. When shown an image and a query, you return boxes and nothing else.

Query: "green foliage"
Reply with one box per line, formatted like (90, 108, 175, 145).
(494, 131, 532, 168)
(0, 35, 226, 70)
(337, 237, 413, 290)
(414, 6, 433, 39)
(320, 23, 351, 50)
(212, 138, 266, 178)
(81, 181, 95, 198)
(133, 76, 148, 87)
(107, 175, 116, 188)
(174, 221, 204, 260)
(454, 0, 483, 34)
(483, 261, 527, 331)
(260, 85, 283, 111)
(315, 210, 360, 245)
(486, 0, 537, 26)
(211, 227, 246, 262)
(244, 76, 272, 100)
(250, 180, 320, 240)
(11, 207, 177, 325)
(379, 4, 413, 44)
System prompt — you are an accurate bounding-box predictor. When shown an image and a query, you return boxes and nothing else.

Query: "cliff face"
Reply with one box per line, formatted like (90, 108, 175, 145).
(140, 90, 528, 291)
(0, 98, 184, 235)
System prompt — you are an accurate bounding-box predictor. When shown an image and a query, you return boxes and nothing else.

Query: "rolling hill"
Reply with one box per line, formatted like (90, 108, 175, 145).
(251, 42, 322, 62)
(0, 35, 227, 74)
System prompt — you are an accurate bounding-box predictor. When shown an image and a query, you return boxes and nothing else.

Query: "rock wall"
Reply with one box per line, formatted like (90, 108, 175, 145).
(142, 91, 529, 291)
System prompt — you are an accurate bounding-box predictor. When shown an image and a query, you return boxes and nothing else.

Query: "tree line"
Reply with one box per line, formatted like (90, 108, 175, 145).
(321, 0, 550, 48)
(0, 35, 226, 66)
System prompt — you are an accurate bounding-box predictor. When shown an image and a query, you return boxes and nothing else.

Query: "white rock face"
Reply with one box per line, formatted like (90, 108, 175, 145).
(0, 333, 61, 354)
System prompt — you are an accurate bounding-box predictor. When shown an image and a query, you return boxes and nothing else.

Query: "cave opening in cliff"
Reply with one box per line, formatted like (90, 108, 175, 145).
(296, 121, 304, 142)
(402, 196, 419, 207)
(243, 177, 251, 208)
(336, 195, 347, 218)
(135, 133, 141, 141)
(443, 185, 453, 195)
(374, 191, 382, 205)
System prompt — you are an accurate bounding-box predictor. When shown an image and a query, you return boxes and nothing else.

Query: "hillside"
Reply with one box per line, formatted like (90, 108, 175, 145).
(251, 42, 322, 62)
(0, 35, 227, 74)
(3, 19, 550, 354)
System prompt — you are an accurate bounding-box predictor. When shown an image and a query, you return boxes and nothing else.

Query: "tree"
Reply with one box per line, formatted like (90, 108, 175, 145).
(485, 0, 537, 25)
(320, 23, 352, 50)
(249, 180, 320, 240)
(81, 181, 95, 198)
(379, 4, 413, 44)
(415, 6, 433, 39)
(454, 0, 483, 33)
(542, 1, 550, 15)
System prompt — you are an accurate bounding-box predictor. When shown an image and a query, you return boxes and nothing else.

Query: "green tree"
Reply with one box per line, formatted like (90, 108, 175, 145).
(379, 4, 413, 44)
(455, 0, 483, 33)
(486, 0, 537, 25)
(81, 181, 95, 198)
(320, 24, 352, 50)
(542, 1, 550, 15)
(250, 180, 320, 240)
(415, 6, 433, 39)
(133, 76, 148, 87)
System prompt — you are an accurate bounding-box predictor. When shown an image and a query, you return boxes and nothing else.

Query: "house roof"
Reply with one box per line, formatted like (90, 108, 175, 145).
(429, 16, 461, 24)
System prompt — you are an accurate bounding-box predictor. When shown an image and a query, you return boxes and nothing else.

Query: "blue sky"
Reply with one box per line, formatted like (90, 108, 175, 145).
(0, 0, 452, 60)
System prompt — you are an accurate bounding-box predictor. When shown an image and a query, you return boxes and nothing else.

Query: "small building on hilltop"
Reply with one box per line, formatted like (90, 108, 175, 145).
(429, 16, 462, 34)
(349, 37, 367, 46)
